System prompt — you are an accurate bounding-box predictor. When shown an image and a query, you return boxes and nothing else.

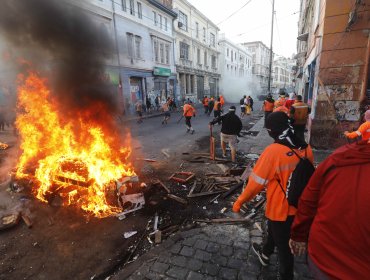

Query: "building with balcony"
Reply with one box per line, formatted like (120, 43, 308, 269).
(241, 41, 273, 94)
(272, 56, 296, 93)
(296, 0, 370, 149)
(172, 0, 221, 102)
(218, 34, 253, 102)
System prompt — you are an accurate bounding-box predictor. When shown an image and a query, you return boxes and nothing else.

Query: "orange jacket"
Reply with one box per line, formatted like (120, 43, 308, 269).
(274, 105, 289, 115)
(263, 100, 274, 112)
(274, 98, 286, 108)
(203, 97, 209, 106)
(345, 121, 370, 141)
(220, 96, 225, 106)
(214, 101, 221, 111)
(183, 104, 196, 117)
(292, 101, 309, 125)
(233, 143, 314, 221)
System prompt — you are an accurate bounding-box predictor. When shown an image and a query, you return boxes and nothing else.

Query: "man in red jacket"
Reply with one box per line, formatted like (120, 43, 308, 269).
(289, 140, 370, 279)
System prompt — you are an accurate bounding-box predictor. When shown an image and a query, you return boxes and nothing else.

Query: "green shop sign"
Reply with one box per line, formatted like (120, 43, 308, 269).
(153, 67, 171, 77)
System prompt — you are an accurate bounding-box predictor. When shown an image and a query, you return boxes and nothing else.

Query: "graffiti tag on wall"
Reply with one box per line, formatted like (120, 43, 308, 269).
(334, 100, 360, 121)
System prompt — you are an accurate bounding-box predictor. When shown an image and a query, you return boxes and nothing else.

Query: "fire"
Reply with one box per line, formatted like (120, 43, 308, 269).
(15, 72, 136, 218)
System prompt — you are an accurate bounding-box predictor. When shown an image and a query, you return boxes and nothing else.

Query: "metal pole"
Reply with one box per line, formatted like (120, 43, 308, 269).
(111, 0, 121, 67)
(267, 0, 275, 93)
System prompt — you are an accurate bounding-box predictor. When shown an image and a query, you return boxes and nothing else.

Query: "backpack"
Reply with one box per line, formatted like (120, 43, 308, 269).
(278, 148, 315, 207)
(240, 98, 244, 105)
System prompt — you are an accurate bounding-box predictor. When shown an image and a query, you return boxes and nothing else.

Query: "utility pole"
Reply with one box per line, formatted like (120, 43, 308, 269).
(267, 0, 275, 93)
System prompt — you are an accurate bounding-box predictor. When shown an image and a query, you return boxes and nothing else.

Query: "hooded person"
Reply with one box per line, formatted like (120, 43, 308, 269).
(289, 138, 370, 279)
(209, 106, 242, 163)
(233, 112, 314, 280)
(344, 109, 370, 142)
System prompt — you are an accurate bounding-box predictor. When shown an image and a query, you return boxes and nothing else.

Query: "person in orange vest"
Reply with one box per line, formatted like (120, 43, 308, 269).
(233, 111, 313, 280)
(274, 93, 287, 109)
(262, 94, 275, 127)
(202, 96, 209, 115)
(213, 97, 222, 125)
(285, 92, 296, 110)
(290, 95, 310, 141)
(344, 109, 370, 142)
(208, 97, 215, 116)
(219, 95, 225, 109)
(183, 100, 196, 134)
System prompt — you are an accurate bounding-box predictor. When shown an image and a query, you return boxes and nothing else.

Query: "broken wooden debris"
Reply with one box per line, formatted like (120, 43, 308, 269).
(187, 189, 226, 198)
(241, 165, 253, 181)
(188, 181, 197, 197)
(169, 172, 195, 183)
(195, 217, 252, 224)
(216, 164, 229, 174)
(21, 214, 33, 228)
(161, 149, 170, 158)
(0, 213, 20, 231)
(166, 194, 188, 205)
(153, 180, 170, 193)
(221, 181, 244, 199)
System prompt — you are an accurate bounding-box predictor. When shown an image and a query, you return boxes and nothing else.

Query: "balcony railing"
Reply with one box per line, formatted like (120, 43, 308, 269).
(179, 58, 193, 67)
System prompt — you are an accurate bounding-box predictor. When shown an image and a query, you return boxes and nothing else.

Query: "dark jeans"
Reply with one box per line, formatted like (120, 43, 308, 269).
(185, 116, 192, 128)
(264, 111, 272, 127)
(208, 107, 213, 116)
(294, 124, 306, 142)
(204, 106, 209, 114)
(214, 110, 221, 124)
(262, 216, 294, 280)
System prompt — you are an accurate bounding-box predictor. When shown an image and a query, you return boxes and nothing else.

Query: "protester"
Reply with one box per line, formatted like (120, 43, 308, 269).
(161, 101, 171, 125)
(247, 96, 254, 111)
(233, 112, 313, 280)
(209, 106, 242, 163)
(146, 97, 152, 114)
(183, 101, 196, 134)
(262, 94, 275, 127)
(155, 95, 160, 111)
(220, 95, 225, 109)
(344, 109, 370, 142)
(135, 100, 143, 123)
(202, 96, 209, 114)
(213, 97, 222, 124)
(275, 93, 287, 109)
(285, 93, 296, 110)
(289, 140, 370, 279)
(240, 95, 247, 119)
(290, 95, 310, 142)
(208, 97, 215, 116)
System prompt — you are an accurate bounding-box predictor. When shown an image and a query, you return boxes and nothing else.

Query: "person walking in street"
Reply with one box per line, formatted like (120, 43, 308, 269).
(275, 93, 287, 109)
(183, 101, 196, 134)
(208, 97, 215, 116)
(220, 95, 225, 110)
(289, 139, 370, 280)
(161, 101, 171, 125)
(262, 94, 275, 127)
(146, 97, 152, 114)
(213, 97, 222, 124)
(247, 96, 254, 111)
(290, 95, 310, 142)
(135, 100, 143, 124)
(202, 96, 209, 114)
(285, 92, 296, 110)
(240, 95, 247, 119)
(344, 109, 370, 142)
(155, 95, 160, 111)
(209, 106, 242, 163)
(233, 112, 314, 280)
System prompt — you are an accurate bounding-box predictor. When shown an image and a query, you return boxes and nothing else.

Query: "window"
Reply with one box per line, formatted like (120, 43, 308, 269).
(204, 51, 207, 66)
(195, 22, 199, 38)
(211, 55, 216, 68)
(165, 45, 170, 64)
(180, 42, 189, 60)
(158, 15, 162, 29)
(197, 48, 200, 64)
(135, 36, 141, 58)
(227, 48, 229, 57)
(137, 2, 142, 19)
(154, 40, 159, 62)
(231, 50, 233, 62)
(203, 27, 206, 42)
(122, 0, 126, 11)
(210, 33, 215, 47)
(127, 33, 134, 58)
(178, 11, 188, 31)
(153, 11, 157, 26)
(129, 0, 135, 15)
(164, 18, 168, 31)
(159, 43, 164, 63)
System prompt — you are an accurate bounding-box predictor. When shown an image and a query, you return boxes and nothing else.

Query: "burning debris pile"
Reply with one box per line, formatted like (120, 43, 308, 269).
(0, 0, 137, 218)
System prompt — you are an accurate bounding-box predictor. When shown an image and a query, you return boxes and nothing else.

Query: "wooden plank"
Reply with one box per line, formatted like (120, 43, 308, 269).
(187, 189, 226, 198)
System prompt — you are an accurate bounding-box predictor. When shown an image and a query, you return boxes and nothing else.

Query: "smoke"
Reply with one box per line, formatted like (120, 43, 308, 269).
(0, 0, 117, 129)
(221, 75, 262, 103)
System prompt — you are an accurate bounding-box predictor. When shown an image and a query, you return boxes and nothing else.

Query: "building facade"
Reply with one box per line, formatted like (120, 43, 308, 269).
(218, 34, 253, 102)
(172, 0, 221, 103)
(69, 0, 177, 114)
(241, 41, 273, 94)
(272, 56, 296, 93)
(295, 0, 370, 149)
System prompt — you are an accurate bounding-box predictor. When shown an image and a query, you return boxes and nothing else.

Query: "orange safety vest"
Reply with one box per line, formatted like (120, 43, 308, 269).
(235, 143, 314, 221)
(220, 96, 225, 106)
(274, 105, 289, 115)
(214, 101, 221, 111)
(292, 101, 309, 125)
(183, 104, 195, 117)
(275, 98, 286, 109)
(263, 100, 274, 112)
(346, 121, 370, 141)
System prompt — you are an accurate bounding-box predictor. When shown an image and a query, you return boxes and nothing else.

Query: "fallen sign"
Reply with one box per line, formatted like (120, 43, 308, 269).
(169, 172, 195, 183)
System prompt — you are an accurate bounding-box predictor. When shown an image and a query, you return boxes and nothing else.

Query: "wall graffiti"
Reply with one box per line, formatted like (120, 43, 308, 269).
(334, 100, 360, 121)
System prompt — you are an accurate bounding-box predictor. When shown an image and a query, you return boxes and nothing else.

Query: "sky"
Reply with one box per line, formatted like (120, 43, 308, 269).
(187, 0, 300, 58)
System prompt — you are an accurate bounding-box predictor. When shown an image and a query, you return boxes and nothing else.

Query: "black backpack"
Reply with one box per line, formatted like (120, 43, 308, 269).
(278, 148, 315, 207)
(239, 98, 244, 105)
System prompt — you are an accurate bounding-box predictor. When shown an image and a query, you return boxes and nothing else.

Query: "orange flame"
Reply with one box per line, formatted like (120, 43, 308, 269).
(15, 72, 135, 218)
